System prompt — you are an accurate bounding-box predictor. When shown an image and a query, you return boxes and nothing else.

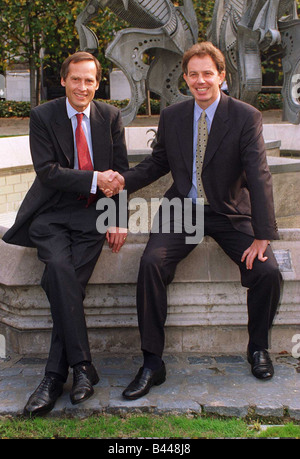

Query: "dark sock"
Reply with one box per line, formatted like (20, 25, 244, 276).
(143, 351, 162, 371)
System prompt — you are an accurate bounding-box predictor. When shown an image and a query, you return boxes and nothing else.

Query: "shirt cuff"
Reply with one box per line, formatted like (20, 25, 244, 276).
(91, 171, 98, 194)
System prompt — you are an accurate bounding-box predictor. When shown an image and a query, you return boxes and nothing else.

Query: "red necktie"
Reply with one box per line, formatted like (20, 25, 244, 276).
(75, 113, 97, 206)
(75, 113, 93, 170)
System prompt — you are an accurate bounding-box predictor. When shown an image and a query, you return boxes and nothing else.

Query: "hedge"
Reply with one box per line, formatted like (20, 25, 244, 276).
(0, 100, 31, 117)
(0, 98, 161, 118)
(0, 93, 282, 118)
(256, 93, 282, 111)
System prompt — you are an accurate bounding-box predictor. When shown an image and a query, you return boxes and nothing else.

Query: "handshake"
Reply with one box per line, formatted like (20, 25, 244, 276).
(97, 170, 125, 197)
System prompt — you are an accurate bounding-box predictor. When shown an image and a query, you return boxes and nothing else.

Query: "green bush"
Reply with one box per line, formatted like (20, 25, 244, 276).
(256, 93, 283, 110)
(0, 100, 31, 117)
(0, 93, 282, 118)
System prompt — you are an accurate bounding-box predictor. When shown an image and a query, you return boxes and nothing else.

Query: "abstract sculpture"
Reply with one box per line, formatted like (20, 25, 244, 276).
(208, 0, 300, 123)
(76, 0, 300, 124)
(76, 0, 198, 125)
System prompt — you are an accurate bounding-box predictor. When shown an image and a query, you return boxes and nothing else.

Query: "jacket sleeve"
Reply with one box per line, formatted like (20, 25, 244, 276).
(240, 109, 278, 240)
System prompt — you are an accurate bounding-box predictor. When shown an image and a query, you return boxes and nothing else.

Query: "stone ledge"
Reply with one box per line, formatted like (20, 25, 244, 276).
(0, 229, 299, 284)
(0, 229, 299, 356)
(0, 133, 282, 171)
(263, 123, 300, 151)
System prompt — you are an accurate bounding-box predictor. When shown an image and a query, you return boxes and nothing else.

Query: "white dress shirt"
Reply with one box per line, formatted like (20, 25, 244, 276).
(66, 98, 98, 194)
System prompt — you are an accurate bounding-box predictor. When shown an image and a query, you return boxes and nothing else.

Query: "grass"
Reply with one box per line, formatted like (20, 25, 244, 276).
(0, 414, 299, 439)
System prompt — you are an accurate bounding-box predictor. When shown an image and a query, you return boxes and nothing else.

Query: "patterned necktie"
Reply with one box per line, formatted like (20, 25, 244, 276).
(196, 110, 208, 204)
(75, 113, 96, 206)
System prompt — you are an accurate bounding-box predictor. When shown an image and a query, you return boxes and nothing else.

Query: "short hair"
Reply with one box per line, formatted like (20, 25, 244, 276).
(60, 51, 102, 82)
(182, 42, 226, 75)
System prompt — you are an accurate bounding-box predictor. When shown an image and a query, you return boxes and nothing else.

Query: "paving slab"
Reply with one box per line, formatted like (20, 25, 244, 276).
(0, 352, 299, 420)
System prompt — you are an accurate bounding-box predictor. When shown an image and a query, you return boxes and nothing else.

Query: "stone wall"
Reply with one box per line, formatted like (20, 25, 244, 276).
(0, 166, 35, 214)
(0, 228, 299, 358)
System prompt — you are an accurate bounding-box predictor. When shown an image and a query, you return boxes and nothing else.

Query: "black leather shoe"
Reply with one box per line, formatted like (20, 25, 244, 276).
(247, 349, 274, 380)
(70, 363, 99, 405)
(23, 375, 64, 417)
(122, 363, 166, 400)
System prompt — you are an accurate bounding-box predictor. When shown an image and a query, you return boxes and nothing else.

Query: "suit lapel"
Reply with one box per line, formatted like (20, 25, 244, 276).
(90, 101, 109, 171)
(203, 92, 230, 170)
(50, 98, 74, 166)
(50, 99, 109, 171)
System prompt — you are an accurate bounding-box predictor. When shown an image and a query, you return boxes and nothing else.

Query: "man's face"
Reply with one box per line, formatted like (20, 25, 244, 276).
(61, 60, 99, 112)
(183, 54, 225, 109)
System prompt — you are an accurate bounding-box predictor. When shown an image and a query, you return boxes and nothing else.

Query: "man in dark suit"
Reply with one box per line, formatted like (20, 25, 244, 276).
(2, 51, 129, 415)
(111, 42, 282, 400)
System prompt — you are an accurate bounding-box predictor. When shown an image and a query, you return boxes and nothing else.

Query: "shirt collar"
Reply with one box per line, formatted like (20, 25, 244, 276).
(66, 98, 91, 119)
(194, 92, 221, 124)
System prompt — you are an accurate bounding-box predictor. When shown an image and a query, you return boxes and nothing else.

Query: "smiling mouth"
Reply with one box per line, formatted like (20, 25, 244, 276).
(196, 88, 208, 93)
(74, 93, 87, 98)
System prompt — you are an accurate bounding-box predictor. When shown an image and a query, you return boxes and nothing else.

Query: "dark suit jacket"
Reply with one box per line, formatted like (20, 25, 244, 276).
(3, 97, 129, 248)
(123, 92, 278, 240)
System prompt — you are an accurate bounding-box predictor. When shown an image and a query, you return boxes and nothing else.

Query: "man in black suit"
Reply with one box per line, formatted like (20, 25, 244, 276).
(110, 42, 282, 399)
(3, 52, 128, 415)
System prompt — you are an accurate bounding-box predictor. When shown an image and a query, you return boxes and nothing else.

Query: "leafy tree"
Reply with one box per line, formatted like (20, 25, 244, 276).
(192, 0, 215, 39)
(1, 0, 300, 107)
(0, 0, 82, 107)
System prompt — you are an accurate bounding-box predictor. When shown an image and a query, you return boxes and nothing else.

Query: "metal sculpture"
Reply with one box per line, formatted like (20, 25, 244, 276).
(76, 0, 198, 125)
(208, 0, 300, 123)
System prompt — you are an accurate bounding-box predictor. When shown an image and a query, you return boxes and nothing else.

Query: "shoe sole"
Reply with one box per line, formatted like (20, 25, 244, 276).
(23, 402, 55, 417)
(123, 374, 166, 400)
(250, 368, 274, 380)
(23, 388, 63, 417)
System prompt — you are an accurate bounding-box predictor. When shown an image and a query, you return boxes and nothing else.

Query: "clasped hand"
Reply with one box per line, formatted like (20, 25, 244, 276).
(97, 170, 124, 197)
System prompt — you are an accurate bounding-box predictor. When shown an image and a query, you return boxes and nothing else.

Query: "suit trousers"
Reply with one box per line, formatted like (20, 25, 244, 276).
(29, 192, 106, 381)
(136, 205, 282, 357)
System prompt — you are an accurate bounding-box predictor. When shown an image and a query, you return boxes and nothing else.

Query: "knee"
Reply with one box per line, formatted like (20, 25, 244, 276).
(140, 248, 164, 272)
(243, 257, 282, 290)
(264, 262, 281, 280)
(254, 260, 282, 287)
(46, 254, 71, 275)
(139, 247, 174, 284)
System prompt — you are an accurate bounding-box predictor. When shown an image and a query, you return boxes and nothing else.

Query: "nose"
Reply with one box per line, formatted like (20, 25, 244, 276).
(77, 80, 87, 91)
(196, 74, 205, 84)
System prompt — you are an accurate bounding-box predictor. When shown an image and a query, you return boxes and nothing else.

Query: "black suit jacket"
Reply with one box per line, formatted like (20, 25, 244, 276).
(3, 97, 129, 247)
(123, 92, 278, 240)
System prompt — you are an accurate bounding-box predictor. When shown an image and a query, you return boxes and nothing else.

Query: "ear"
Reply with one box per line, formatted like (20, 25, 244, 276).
(61, 77, 66, 87)
(219, 71, 226, 86)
